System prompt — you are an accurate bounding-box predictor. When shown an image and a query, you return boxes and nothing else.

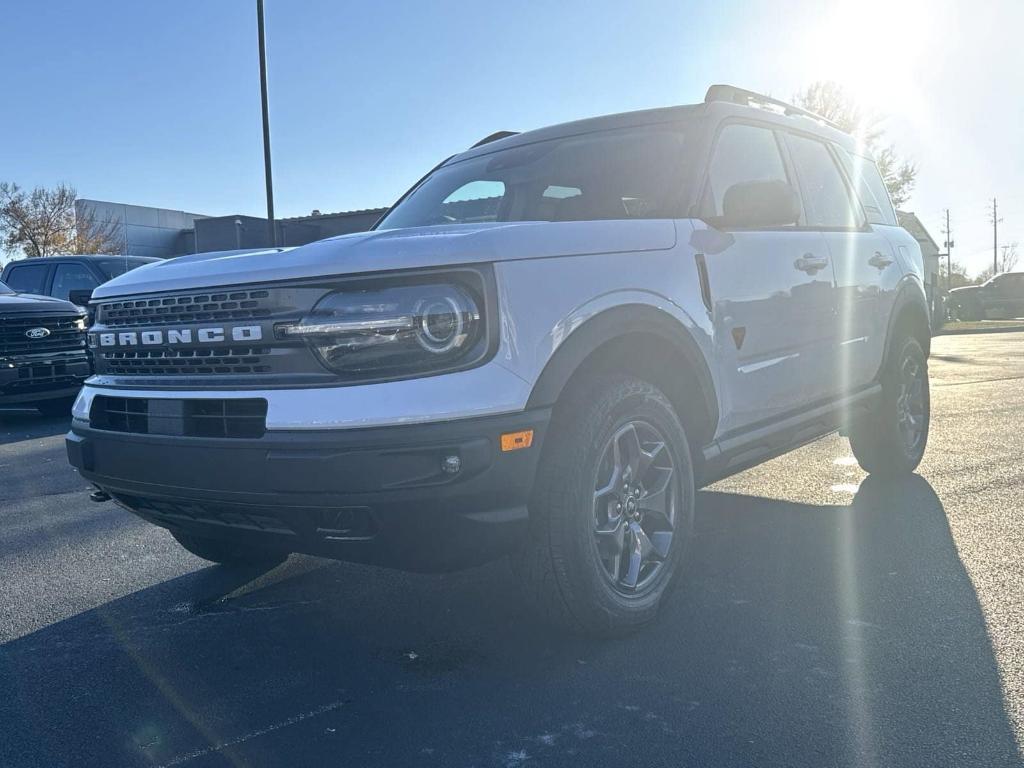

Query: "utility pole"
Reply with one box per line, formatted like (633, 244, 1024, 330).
(989, 198, 1002, 276)
(942, 208, 954, 288)
(256, 0, 277, 247)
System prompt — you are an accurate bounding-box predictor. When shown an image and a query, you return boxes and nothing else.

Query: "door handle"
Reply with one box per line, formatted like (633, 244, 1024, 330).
(868, 252, 895, 269)
(794, 254, 829, 274)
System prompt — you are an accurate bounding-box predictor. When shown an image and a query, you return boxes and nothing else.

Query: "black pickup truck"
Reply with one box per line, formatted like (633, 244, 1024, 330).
(0, 279, 90, 415)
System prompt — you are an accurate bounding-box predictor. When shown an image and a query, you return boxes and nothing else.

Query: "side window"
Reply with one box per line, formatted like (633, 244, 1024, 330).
(786, 134, 861, 228)
(837, 148, 897, 226)
(52, 263, 99, 301)
(705, 123, 789, 219)
(4, 263, 48, 295)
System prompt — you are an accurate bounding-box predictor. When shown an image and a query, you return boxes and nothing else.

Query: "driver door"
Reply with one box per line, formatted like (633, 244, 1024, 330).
(697, 121, 836, 435)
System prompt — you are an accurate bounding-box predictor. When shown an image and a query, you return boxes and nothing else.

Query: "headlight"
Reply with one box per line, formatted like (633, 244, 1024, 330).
(280, 281, 485, 378)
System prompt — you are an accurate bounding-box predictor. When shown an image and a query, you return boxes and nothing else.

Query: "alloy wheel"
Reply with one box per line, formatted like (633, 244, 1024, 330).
(896, 352, 927, 453)
(592, 420, 678, 595)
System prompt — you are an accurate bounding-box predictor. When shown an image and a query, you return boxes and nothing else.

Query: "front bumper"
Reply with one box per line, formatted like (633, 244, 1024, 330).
(67, 408, 549, 572)
(0, 355, 91, 405)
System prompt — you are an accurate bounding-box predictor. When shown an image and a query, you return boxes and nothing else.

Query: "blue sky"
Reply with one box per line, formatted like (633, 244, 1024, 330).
(2, 0, 1022, 276)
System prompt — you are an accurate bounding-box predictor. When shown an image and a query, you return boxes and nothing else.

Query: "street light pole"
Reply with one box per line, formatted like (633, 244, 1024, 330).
(256, 0, 277, 247)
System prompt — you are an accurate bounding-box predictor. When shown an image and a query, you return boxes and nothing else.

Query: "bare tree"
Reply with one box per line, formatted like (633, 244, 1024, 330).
(975, 242, 1020, 283)
(793, 81, 918, 208)
(0, 182, 123, 258)
(74, 202, 125, 255)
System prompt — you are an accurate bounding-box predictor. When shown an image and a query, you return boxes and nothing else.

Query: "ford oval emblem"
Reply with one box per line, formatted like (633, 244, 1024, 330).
(26, 327, 51, 339)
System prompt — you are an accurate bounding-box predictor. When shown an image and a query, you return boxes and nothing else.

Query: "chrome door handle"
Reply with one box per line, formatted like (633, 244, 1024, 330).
(794, 254, 829, 274)
(868, 252, 895, 269)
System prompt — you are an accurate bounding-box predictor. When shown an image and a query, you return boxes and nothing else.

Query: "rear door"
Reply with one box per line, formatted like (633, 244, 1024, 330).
(786, 134, 898, 395)
(698, 121, 835, 434)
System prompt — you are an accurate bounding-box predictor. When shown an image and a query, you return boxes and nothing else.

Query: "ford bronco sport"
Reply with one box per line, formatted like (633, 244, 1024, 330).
(1, 279, 90, 415)
(66, 85, 930, 634)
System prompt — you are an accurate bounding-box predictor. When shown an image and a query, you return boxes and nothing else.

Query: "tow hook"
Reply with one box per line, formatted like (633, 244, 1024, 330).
(89, 488, 111, 503)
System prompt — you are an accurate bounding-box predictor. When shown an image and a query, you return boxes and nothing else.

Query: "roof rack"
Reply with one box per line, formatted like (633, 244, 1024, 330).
(470, 130, 519, 148)
(704, 84, 843, 132)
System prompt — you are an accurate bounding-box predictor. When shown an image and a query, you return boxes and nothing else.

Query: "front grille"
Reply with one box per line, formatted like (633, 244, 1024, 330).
(1, 362, 86, 395)
(90, 396, 267, 438)
(0, 315, 86, 356)
(90, 284, 330, 381)
(113, 494, 378, 541)
(98, 289, 274, 327)
(98, 346, 272, 376)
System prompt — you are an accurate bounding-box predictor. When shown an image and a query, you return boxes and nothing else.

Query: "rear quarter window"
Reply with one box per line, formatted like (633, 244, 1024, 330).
(837, 148, 898, 226)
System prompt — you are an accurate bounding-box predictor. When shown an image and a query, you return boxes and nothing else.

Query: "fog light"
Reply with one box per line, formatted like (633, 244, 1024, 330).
(441, 454, 462, 475)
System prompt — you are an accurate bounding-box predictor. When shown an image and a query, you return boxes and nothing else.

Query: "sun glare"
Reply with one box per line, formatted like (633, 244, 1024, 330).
(801, 0, 934, 116)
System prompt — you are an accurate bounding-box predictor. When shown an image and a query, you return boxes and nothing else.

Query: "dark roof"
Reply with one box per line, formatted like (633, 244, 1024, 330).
(280, 207, 387, 222)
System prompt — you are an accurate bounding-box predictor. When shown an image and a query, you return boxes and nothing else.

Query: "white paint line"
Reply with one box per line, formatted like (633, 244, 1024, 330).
(156, 700, 347, 767)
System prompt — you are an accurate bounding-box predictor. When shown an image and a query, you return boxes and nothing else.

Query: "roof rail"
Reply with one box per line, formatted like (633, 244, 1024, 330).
(704, 84, 843, 132)
(470, 130, 519, 148)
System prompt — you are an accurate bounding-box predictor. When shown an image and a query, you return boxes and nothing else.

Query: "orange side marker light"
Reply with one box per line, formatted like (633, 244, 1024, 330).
(500, 429, 534, 452)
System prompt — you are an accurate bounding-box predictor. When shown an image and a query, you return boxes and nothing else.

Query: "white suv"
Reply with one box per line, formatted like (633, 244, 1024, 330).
(66, 85, 930, 634)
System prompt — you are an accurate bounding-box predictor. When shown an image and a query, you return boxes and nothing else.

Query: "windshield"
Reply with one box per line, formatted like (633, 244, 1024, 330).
(377, 125, 688, 230)
(0, 279, 12, 294)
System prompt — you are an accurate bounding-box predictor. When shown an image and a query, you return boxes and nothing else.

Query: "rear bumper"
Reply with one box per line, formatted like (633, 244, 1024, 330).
(0, 355, 90, 405)
(67, 408, 549, 572)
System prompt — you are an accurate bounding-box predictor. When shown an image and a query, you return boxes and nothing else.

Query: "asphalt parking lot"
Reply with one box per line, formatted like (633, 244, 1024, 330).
(2, 332, 1023, 768)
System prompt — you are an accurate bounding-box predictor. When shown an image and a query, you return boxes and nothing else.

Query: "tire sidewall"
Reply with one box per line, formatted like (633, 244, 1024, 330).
(878, 336, 930, 468)
(548, 378, 694, 628)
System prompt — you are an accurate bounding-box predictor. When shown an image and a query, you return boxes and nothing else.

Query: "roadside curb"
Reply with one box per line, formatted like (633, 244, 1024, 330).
(936, 325, 1024, 336)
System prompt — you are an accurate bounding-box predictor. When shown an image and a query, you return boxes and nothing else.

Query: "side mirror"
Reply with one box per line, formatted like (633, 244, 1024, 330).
(68, 288, 93, 307)
(719, 180, 800, 229)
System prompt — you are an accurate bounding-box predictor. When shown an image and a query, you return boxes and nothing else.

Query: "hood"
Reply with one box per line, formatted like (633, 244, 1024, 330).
(948, 285, 980, 295)
(93, 220, 677, 299)
(0, 291, 82, 314)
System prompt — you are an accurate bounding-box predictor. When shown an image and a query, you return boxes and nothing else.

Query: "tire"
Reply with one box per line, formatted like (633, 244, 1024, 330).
(513, 375, 695, 636)
(171, 531, 288, 567)
(848, 336, 929, 476)
(36, 396, 77, 417)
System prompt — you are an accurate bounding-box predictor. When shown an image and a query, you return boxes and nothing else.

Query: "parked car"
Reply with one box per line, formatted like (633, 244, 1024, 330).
(948, 272, 1024, 320)
(66, 85, 930, 634)
(1, 255, 159, 307)
(0, 279, 89, 415)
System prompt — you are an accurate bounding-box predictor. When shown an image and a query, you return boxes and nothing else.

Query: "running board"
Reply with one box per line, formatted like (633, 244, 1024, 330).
(698, 385, 881, 485)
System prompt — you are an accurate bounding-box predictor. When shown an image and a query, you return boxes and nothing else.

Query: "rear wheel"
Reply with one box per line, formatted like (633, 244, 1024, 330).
(171, 531, 288, 567)
(849, 336, 929, 476)
(514, 375, 694, 635)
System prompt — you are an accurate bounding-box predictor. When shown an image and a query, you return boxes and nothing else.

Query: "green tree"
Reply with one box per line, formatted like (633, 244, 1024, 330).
(793, 81, 918, 208)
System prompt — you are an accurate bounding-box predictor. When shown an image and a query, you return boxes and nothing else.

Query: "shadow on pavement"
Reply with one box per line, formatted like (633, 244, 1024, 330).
(1, 475, 1020, 767)
(0, 408, 71, 445)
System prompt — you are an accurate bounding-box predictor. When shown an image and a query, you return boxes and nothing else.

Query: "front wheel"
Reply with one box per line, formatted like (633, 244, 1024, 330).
(849, 336, 930, 476)
(514, 375, 694, 636)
